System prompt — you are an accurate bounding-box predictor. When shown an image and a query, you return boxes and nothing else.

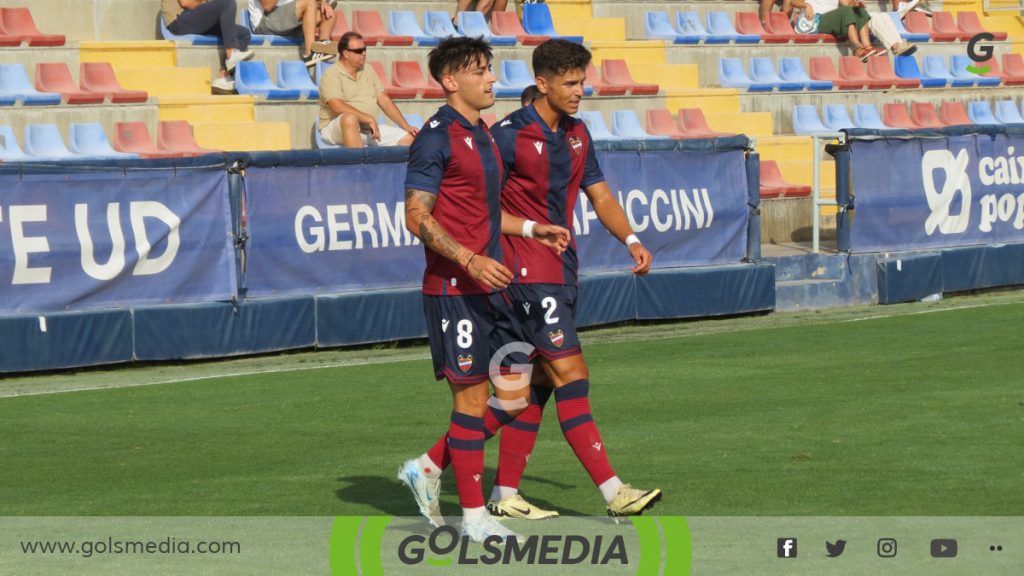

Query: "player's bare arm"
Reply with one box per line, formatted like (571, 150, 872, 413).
(500, 212, 571, 254)
(405, 188, 513, 289)
(584, 182, 653, 275)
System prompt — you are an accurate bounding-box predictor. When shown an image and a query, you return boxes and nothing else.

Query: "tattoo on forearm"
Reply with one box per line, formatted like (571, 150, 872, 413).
(406, 189, 469, 266)
(405, 188, 437, 212)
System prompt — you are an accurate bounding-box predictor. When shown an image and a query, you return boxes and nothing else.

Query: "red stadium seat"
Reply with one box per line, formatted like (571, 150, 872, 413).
(867, 56, 919, 89)
(329, 9, 351, 41)
(601, 60, 658, 95)
(910, 102, 946, 128)
(760, 160, 810, 198)
(369, 61, 416, 99)
(80, 62, 148, 103)
(0, 7, 64, 46)
(1000, 54, 1024, 86)
(905, 12, 956, 42)
(839, 56, 890, 89)
(585, 62, 627, 96)
(35, 63, 105, 104)
(645, 109, 688, 138)
(481, 113, 498, 127)
(883, 103, 917, 129)
(766, 12, 819, 43)
(492, 11, 548, 45)
(678, 108, 733, 138)
(736, 12, 787, 43)
(0, 17, 22, 46)
(157, 121, 221, 156)
(113, 122, 182, 158)
(957, 11, 1006, 41)
(939, 101, 971, 126)
(352, 10, 412, 46)
(809, 57, 862, 89)
(393, 61, 444, 99)
(932, 11, 970, 41)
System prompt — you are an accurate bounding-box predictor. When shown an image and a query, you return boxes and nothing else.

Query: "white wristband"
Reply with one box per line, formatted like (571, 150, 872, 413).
(625, 234, 640, 247)
(522, 220, 536, 239)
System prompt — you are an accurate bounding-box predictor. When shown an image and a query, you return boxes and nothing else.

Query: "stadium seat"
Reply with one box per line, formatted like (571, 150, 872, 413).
(904, 11, 956, 42)
(424, 11, 463, 40)
(750, 57, 803, 91)
(24, 124, 80, 159)
(0, 7, 65, 46)
(823, 104, 855, 131)
(35, 63, 105, 104)
(957, 11, 1006, 41)
(893, 55, 945, 88)
(158, 121, 221, 156)
(993, 100, 1024, 124)
(601, 60, 658, 95)
(760, 160, 811, 198)
(719, 58, 773, 92)
(494, 60, 533, 98)
(792, 105, 829, 134)
(585, 63, 627, 96)
(1003, 54, 1024, 86)
(315, 61, 331, 85)
(69, 123, 138, 159)
(678, 108, 733, 138)
(113, 122, 182, 158)
(882, 103, 918, 129)
(0, 125, 33, 161)
(809, 57, 862, 89)
(932, 11, 970, 41)
(888, 12, 929, 42)
(839, 56, 891, 89)
(646, 109, 688, 138)
(707, 12, 759, 44)
(923, 55, 973, 87)
(611, 110, 668, 139)
(0, 64, 61, 105)
(767, 12, 821, 43)
(159, 14, 219, 45)
(911, 102, 945, 128)
(328, 8, 351, 42)
(392, 61, 443, 98)
(976, 57, 1024, 86)
(353, 10, 412, 46)
(940, 101, 972, 126)
(967, 101, 1000, 125)
(403, 113, 425, 129)
(578, 110, 618, 140)
(80, 63, 148, 103)
(491, 11, 548, 45)
(480, 113, 498, 127)
(866, 56, 919, 89)
(853, 104, 890, 130)
(950, 55, 1001, 87)
(779, 57, 832, 90)
(458, 11, 516, 46)
(675, 12, 714, 44)
(522, 4, 584, 43)
(0, 17, 20, 46)
(369, 61, 415, 99)
(0, 92, 13, 106)
(242, 8, 300, 46)
(277, 61, 319, 99)
(235, 61, 301, 100)
(736, 12, 787, 43)
(389, 11, 439, 46)
(645, 12, 696, 44)
(313, 120, 340, 149)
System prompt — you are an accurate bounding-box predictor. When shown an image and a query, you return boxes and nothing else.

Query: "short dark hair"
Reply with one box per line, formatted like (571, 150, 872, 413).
(520, 85, 542, 106)
(532, 39, 591, 78)
(339, 31, 363, 50)
(427, 36, 493, 83)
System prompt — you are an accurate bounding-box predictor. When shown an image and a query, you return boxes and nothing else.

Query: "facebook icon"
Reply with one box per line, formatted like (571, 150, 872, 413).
(777, 538, 798, 558)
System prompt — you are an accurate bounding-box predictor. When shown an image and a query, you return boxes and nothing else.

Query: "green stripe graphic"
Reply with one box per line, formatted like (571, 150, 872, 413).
(328, 516, 363, 576)
(659, 516, 692, 575)
(359, 516, 391, 576)
(631, 517, 663, 576)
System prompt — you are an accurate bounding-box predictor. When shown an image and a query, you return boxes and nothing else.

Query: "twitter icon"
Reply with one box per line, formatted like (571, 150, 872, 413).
(826, 540, 847, 558)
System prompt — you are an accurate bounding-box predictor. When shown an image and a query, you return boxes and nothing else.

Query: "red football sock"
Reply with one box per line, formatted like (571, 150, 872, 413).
(555, 379, 615, 486)
(494, 385, 553, 489)
(447, 411, 486, 509)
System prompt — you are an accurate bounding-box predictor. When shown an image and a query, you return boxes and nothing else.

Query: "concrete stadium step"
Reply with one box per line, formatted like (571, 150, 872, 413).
(159, 96, 256, 123)
(116, 67, 211, 96)
(768, 253, 876, 310)
(664, 88, 739, 114)
(590, 41, 666, 67)
(629, 63, 699, 90)
(192, 121, 291, 152)
(704, 111, 773, 137)
(556, 17, 627, 42)
(79, 41, 177, 68)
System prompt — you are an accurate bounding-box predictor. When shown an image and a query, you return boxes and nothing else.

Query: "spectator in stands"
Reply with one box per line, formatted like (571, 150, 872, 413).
(317, 32, 418, 148)
(893, 0, 932, 17)
(455, 0, 507, 23)
(520, 84, 541, 107)
(163, 0, 255, 93)
(248, 0, 337, 67)
(788, 0, 916, 58)
(760, 0, 781, 27)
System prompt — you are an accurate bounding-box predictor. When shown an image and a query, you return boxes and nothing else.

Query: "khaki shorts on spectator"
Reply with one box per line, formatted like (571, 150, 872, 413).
(321, 116, 410, 147)
(255, 6, 302, 35)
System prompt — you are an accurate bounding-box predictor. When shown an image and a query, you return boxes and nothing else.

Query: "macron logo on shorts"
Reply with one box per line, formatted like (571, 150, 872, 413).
(441, 319, 450, 332)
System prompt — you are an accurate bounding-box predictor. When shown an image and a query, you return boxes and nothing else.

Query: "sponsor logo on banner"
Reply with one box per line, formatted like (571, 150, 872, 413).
(572, 188, 715, 237)
(457, 354, 473, 372)
(922, 147, 1024, 236)
(549, 329, 564, 347)
(294, 203, 420, 253)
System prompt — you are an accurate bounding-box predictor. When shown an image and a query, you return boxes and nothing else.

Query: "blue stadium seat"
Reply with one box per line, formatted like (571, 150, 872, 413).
(707, 12, 759, 44)
(994, 100, 1024, 124)
(718, 58, 773, 91)
(313, 121, 340, 149)
(0, 125, 34, 161)
(24, 124, 81, 159)
(424, 11, 463, 40)
(0, 64, 61, 105)
(277, 61, 319, 99)
(578, 110, 619, 140)
(159, 14, 219, 45)
(967, 101, 1000, 125)
(69, 123, 139, 159)
(791, 105, 829, 134)
(403, 113, 425, 129)
(950, 55, 1001, 87)
(235, 61, 301, 100)
(780, 57, 832, 90)
(389, 11, 440, 46)
(494, 60, 533, 98)
(315, 61, 332, 85)
(645, 12, 696, 44)
(242, 8, 299, 46)
(458, 11, 516, 46)
(522, 4, 584, 43)
(750, 58, 803, 91)
(888, 12, 929, 42)
(853, 104, 891, 130)
(823, 105, 855, 130)
(611, 110, 669, 139)
(923, 55, 973, 87)
(675, 12, 712, 44)
(893, 55, 945, 88)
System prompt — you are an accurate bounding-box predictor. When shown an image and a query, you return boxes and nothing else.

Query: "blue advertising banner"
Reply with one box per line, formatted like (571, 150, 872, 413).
(0, 167, 236, 314)
(243, 148, 750, 296)
(850, 134, 1024, 252)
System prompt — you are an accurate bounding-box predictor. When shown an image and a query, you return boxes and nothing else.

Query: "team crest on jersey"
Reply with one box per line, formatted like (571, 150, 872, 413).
(569, 136, 583, 156)
(457, 354, 474, 372)
(549, 329, 565, 348)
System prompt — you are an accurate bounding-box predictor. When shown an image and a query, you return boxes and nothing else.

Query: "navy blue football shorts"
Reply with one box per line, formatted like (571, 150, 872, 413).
(505, 283, 582, 361)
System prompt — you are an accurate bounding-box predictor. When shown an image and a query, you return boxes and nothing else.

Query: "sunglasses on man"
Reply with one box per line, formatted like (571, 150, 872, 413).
(344, 47, 367, 54)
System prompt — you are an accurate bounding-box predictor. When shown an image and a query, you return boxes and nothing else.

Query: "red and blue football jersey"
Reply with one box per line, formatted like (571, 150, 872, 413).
(492, 105, 604, 286)
(405, 105, 505, 296)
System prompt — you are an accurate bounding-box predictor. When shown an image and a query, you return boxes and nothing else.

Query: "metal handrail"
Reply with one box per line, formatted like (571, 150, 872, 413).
(809, 131, 846, 253)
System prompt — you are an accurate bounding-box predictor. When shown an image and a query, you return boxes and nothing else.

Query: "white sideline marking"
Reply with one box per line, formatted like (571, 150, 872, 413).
(840, 302, 1005, 323)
